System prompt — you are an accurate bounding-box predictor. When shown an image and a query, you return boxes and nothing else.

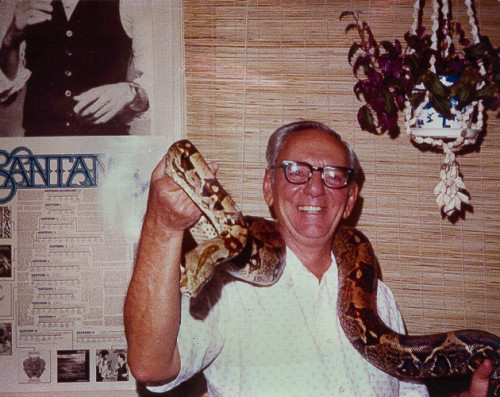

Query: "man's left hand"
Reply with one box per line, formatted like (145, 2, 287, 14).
(73, 83, 135, 124)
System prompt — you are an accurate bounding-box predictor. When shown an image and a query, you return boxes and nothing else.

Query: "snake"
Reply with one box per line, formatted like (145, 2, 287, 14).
(165, 139, 500, 396)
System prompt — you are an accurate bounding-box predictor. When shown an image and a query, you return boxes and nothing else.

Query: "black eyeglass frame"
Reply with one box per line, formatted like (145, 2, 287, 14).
(272, 160, 354, 189)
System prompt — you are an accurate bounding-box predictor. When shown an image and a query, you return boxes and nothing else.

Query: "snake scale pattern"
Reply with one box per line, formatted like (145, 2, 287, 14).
(165, 139, 499, 396)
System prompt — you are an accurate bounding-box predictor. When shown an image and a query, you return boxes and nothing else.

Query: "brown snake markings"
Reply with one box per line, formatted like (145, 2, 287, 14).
(165, 140, 500, 396)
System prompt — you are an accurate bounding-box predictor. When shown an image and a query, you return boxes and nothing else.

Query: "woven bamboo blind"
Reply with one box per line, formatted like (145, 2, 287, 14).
(182, 0, 499, 336)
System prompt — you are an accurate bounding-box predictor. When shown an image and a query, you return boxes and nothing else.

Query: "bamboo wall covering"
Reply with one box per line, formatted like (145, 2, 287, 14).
(182, 0, 500, 336)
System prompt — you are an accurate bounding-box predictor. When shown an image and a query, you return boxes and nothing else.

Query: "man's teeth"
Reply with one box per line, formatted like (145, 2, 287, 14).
(298, 206, 323, 213)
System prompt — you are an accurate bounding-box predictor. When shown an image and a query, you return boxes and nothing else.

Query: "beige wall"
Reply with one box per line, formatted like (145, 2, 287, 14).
(183, 0, 500, 336)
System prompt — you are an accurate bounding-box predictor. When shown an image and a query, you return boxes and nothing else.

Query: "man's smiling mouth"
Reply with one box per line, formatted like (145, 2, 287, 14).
(298, 206, 323, 213)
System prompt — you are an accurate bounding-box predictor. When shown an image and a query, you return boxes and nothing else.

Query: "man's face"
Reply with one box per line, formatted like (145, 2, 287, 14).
(263, 129, 358, 250)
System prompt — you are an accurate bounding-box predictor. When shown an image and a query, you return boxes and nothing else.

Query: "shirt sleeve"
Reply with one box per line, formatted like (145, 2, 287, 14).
(119, 0, 153, 117)
(0, 2, 31, 103)
(146, 293, 225, 393)
(377, 282, 430, 397)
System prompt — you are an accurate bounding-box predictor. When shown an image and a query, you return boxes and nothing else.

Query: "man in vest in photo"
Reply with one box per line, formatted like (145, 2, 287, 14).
(0, 0, 151, 136)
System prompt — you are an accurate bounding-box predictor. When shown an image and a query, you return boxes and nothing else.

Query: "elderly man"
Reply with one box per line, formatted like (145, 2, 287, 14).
(0, 0, 151, 136)
(124, 121, 492, 396)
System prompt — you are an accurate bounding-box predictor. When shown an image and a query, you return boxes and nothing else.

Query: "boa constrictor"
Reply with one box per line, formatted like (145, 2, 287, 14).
(165, 139, 499, 395)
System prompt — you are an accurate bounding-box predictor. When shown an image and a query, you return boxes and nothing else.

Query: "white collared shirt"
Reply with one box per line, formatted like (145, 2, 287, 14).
(149, 248, 429, 396)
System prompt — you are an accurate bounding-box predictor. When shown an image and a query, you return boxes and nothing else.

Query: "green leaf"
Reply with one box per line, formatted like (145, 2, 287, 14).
(409, 91, 426, 107)
(406, 54, 423, 79)
(383, 90, 396, 115)
(458, 85, 476, 108)
(449, 82, 460, 98)
(476, 84, 495, 99)
(422, 72, 450, 98)
(428, 92, 452, 120)
(464, 39, 489, 60)
(450, 81, 475, 109)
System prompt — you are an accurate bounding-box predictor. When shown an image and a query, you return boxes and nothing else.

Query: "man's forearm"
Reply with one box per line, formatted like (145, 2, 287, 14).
(0, 22, 24, 80)
(124, 218, 184, 383)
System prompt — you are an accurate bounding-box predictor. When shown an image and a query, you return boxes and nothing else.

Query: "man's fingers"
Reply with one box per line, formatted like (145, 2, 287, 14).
(15, 11, 52, 30)
(18, 0, 53, 14)
(151, 157, 186, 194)
(73, 90, 100, 115)
(76, 99, 122, 124)
(29, 0, 53, 9)
(208, 161, 219, 175)
(73, 84, 136, 124)
(472, 359, 493, 382)
(26, 13, 52, 25)
(151, 156, 168, 181)
(464, 359, 493, 397)
(79, 98, 109, 119)
(92, 106, 117, 124)
(15, 1, 53, 30)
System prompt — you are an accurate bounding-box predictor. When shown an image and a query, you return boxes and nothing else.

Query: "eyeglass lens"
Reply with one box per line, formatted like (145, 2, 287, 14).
(283, 161, 351, 188)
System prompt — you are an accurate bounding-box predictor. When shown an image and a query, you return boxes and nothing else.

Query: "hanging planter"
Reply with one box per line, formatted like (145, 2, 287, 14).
(341, 0, 499, 218)
(410, 76, 477, 139)
(404, 0, 486, 217)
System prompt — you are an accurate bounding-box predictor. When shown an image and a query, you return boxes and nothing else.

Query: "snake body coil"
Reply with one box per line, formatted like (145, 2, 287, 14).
(165, 139, 499, 396)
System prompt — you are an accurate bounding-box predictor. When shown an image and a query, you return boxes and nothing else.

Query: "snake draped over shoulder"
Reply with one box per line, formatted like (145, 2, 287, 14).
(165, 139, 500, 396)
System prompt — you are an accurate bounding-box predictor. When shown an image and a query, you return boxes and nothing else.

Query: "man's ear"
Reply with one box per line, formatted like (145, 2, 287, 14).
(343, 183, 359, 219)
(262, 169, 274, 207)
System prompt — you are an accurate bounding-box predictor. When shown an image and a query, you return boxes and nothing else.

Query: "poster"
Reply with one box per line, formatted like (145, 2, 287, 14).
(0, 0, 184, 392)
(0, 136, 172, 393)
(0, 137, 171, 392)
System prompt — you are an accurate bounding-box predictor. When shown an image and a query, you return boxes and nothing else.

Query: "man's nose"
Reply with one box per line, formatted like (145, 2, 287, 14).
(303, 170, 325, 196)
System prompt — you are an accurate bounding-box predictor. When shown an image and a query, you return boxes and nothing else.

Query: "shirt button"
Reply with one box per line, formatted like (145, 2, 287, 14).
(327, 338, 333, 344)
(66, 30, 73, 37)
(339, 386, 345, 393)
(65, 122, 70, 127)
(64, 70, 72, 77)
(65, 50, 73, 57)
(65, 90, 72, 97)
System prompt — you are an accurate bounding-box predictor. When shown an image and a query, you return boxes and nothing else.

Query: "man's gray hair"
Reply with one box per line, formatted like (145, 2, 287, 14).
(265, 120, 361, 181)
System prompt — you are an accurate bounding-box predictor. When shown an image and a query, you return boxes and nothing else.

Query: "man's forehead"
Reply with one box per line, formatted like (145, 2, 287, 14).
(278, 129, 348, 162)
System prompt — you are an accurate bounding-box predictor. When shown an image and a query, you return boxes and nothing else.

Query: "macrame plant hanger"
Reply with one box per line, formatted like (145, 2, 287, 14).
(403, 0, 486, 218)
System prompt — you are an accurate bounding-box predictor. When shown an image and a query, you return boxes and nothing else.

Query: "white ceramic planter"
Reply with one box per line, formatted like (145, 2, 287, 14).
(410, 76, 477, 139)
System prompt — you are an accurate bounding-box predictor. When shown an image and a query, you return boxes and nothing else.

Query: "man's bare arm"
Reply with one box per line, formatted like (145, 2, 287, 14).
(124, 223, 183, 382)
(124, 156, 205, 383)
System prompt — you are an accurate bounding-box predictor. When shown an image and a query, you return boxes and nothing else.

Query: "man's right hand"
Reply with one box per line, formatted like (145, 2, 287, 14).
(144, 155, 218, 234)
(13, 0, 53, 33)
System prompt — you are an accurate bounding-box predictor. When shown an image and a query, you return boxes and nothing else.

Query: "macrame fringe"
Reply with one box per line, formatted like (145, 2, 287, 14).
(404, 0, 485, 217)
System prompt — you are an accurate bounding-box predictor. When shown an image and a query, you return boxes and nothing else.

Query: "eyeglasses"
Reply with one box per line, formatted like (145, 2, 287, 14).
(273, 160, 354, 189)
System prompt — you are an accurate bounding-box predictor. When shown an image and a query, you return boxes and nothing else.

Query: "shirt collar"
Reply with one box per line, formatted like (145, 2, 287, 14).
(62, 0, 80, 19)
(283, 247, 338, 290)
